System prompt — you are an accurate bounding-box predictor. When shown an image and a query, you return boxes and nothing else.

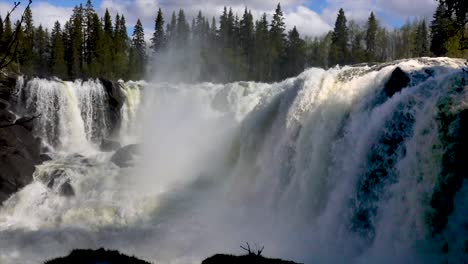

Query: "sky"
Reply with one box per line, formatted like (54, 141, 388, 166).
(0, 0, 438, 39)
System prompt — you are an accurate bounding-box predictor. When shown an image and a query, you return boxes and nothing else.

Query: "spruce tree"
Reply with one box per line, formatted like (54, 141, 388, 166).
(365, 12, 378, 62)
(240, 8, 254, 78)
(269, 3, 286, 80)
(176, 9, 189, 48)
(84, 0, 96, 67)
(254, 13, 270, 81)
(21, 6, 34, 74)
(329, 8, 348, 66)
(285, 26, 306, 77)
(414, 19, 429, 57)
(430, 2, 450, 56)
(151, 8, 165, 53)
(34, 25, 50, 76)
(50, 21, 67, 78)
(69, 5, 84, 78)
(113, 14, 129, 79)
(129, 19, 145, 79)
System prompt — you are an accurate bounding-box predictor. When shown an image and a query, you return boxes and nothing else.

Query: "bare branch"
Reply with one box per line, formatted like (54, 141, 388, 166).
(0, 0, 33, 70)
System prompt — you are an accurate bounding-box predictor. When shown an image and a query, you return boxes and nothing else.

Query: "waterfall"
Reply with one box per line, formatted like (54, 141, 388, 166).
(0, 58, 467, 264)
(17, 78, 142, 152)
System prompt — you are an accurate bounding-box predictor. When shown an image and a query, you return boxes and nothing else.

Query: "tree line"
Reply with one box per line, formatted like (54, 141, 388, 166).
(0, 0, 466, 82)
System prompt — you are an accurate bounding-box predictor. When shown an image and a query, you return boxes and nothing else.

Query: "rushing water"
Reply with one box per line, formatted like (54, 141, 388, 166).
(0, 58, 467, 263)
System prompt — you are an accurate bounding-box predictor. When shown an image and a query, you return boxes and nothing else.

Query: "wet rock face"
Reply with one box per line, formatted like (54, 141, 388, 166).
(100, 78, 126, 136)
(100, 138, 122, 152)
(0, 125, 41, 203)
(0, 74, 42, 204)
(383, 67, 410, 97)
(111, 144, 139, 167)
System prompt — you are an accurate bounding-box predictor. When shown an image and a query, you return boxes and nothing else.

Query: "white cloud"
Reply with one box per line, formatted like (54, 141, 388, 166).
(0, 0, 439, 37)
(286, 6, 332, 36)
(0, 1, 72, 30)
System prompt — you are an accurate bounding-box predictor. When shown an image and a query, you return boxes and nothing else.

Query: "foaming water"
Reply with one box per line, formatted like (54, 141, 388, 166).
(1, 58, 467, 264)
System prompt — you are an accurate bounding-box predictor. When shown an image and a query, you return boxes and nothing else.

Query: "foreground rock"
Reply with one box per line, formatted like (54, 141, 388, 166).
(100, 78, 126, 135)
(383, 66, 410, 97)
(111, 144, 139, 167)
(0, 124, 41, 203)
(202, 254, 301, 264)
(100, 138, 121, 152)
(44, 248, 151, 264)
(0, 73, 42, 204)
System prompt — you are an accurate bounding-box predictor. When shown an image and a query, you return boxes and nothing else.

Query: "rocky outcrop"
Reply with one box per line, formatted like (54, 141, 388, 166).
(0, 73, 42, 204)
(100, 78, 126, 136)
(100, 138, 121, 152)
(111, 144, 139, 167)
(44, 248, 151, 264)
(383, 67, 410, 97)
(202, 254, 301, 264)
(0, 124, 41, 203)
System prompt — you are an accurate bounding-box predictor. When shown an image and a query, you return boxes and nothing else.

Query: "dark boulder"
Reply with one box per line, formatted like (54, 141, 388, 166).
(0, 72, 18, 101)
(44, 248, 151, 264)
(14, 115, 35, 131)
(40, 154, 52, 162)
(0, 125, 41, 203)
(58, 180, 75, 197)
(202, 254, 301, 264)
(111, 144, 139, 167)
(100, 78, 126, 136)
(0, 98, 10, 110)
(100, 138, 121, 152)
(0, 109, 15, 126)
(383, 67, 410, 97)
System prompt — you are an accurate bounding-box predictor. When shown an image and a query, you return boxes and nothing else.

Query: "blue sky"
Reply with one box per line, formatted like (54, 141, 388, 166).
(0, 0, 438, 37)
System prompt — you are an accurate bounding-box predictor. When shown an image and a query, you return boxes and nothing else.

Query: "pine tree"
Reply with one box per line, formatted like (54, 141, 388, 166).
(19, 6, 34, 74)
(254, 13, 270, 81)
(240, 8, 254, 78)
(269, 3, 286, 80)
(84, 0, 96, 67)
(69, 5, 84, 78)
(129, 19, 145, 79)
(349, 20, 365, 64)
(329, 8, 348, 66)
(285, 26, 306, 77)
(34, 25, 49, 76)
(50, 21, 67, 78)
(414, 19, 429, 57)
(365, 12, 378, 62)
(151, 8, 165, 53)
(87, 13, 104, 77)
(176, 9, 189, 48)
(430, 2, 450, 56)
(113, 14, 129, 79)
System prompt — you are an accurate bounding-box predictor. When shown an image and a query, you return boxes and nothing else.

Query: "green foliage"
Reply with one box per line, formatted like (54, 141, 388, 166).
(50, 21, 67, 78)
(365, 12, 378, 62)
(151, 8, 165, 54)
(129, 19, 145, 80)
(329, 8, 348, 66)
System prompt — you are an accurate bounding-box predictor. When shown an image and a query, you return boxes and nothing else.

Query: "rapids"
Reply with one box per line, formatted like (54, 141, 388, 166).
(0, 57, 467, 263)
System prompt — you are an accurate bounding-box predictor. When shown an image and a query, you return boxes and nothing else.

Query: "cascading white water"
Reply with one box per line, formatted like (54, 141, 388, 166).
(0, 58, 467, 264)
(17, 78, 142, 152)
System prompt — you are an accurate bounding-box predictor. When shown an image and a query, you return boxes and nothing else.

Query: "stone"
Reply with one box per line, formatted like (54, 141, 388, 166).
(110, 144, 139, 167)
(383, 67, 410, 97)
(100, 138, 121, 152)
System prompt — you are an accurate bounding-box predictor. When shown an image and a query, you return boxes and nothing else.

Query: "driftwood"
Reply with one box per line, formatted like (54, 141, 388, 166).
(0, 114, 40, 129)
